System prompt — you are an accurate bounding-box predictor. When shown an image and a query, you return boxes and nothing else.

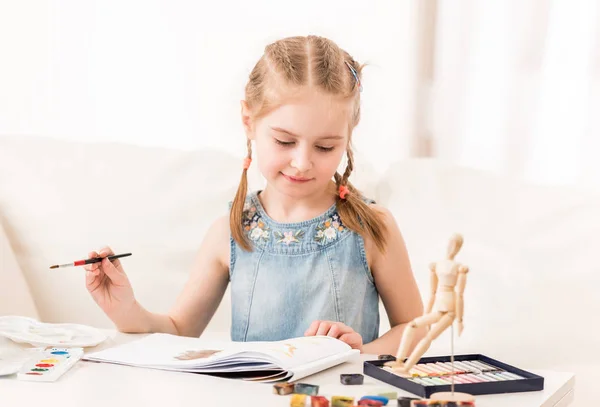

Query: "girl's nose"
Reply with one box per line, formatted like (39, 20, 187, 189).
(290, 148, 313, 172)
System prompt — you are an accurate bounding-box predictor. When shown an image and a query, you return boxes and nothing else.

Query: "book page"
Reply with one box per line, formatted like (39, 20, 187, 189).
(288, 348, 359, 382)
(85, 334, 255, 369)
(84, 333, 353, 372)
(250, 335, 353, 370)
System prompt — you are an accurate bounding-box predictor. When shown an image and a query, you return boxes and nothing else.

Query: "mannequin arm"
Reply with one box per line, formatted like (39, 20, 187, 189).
(455, 265, 469, 322)
(425, 262, 438, 314)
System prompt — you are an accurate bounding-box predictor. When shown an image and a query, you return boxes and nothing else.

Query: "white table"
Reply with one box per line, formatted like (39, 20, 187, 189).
(0, 331, 575, 407)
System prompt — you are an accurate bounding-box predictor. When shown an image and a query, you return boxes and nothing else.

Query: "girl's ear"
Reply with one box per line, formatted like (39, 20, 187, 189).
(240, 100, 256, 140)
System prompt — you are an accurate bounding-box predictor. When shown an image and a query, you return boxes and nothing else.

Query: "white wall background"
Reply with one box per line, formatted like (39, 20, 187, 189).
(431, 0, 600, 188)
(0, 1, 421, 175)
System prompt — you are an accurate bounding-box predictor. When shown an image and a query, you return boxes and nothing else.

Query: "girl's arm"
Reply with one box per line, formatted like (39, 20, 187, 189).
(130, 215, 231, 337)
(361, 205, 427, 355)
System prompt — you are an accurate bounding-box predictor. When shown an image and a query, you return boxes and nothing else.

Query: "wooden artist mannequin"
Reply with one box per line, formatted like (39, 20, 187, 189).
(385, 234, 469, 374)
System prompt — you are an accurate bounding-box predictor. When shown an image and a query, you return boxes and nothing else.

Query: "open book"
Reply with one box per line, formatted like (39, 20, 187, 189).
(83, 333, 359, 382)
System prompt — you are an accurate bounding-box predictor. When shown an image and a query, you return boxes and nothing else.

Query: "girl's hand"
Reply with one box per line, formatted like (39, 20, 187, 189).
(304, 320, 363, 351)
(85, 247, 137, 322)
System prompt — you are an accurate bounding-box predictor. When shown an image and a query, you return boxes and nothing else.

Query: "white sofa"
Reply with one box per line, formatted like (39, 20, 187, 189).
(1, 135, 597, 403)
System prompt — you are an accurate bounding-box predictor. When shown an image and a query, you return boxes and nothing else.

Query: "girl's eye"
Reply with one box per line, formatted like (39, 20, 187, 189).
(275, 138, 294, 146)
(274, 138, 334, 152)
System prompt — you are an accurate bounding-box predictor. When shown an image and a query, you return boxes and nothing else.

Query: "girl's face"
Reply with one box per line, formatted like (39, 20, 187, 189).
(242, 89, 352, 200)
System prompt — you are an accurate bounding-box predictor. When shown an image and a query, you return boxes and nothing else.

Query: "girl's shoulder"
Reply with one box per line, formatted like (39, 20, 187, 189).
(202, 214, 232, 269)
(362, 202, 400, 267)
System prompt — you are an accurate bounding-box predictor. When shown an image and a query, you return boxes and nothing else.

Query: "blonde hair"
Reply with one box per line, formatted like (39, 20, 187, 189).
(231, 35, 388, 252)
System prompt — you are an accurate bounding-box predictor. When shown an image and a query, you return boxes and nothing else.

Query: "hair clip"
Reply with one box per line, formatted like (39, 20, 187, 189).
(338, 185, 350, 199)
(345, 61, 362, 92)
(243, 157, 252, 170)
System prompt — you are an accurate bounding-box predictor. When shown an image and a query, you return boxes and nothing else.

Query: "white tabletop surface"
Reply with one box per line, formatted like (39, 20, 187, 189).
(0, 331, 575, 407)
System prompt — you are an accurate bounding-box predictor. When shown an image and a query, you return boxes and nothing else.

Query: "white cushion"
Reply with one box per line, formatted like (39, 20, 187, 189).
(0, 218, 39, 319)
(0, 135, 240, 332)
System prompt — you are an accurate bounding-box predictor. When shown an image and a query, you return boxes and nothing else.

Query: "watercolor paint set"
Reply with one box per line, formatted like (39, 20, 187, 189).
(363, 354, 544, 398)
(16, 347, 83, 382)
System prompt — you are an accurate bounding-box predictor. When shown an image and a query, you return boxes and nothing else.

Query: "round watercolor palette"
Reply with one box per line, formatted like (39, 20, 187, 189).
(0, 362, 21, 376)
(0, 346, 45, 376)
(0, 316, 107, 347)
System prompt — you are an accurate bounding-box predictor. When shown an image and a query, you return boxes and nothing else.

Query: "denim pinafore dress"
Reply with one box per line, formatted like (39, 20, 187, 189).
(229, 191, 380, 343)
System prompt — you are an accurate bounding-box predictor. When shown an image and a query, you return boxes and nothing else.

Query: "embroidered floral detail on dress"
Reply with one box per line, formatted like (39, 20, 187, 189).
(243, 201, 270, 243)
(273, 229, 305, 245)
(314, 214, 345, 244)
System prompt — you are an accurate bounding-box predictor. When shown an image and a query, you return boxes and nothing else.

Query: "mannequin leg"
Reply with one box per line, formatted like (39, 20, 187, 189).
(402, 312, 455, 372)
(386, 311, 445, 371)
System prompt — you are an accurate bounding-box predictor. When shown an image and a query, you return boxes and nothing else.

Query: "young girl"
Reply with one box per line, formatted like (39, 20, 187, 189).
(85, 35, 425, 354)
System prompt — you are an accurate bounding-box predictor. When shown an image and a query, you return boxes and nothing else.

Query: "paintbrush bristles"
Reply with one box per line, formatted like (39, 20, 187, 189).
(49, 262, 74, 269)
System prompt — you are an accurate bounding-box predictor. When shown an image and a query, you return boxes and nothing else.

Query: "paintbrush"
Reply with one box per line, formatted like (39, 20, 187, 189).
(49, 253, 132, 269)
